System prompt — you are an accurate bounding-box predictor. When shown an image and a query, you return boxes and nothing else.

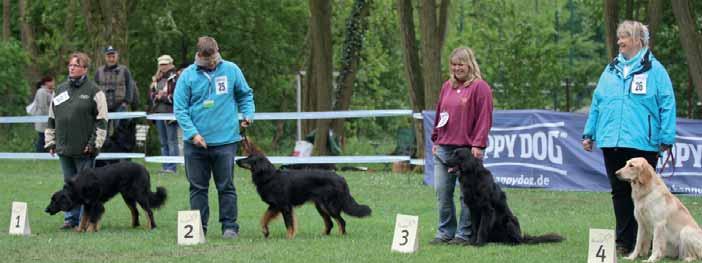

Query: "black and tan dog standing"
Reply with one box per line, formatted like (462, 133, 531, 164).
(45, 162, 167, 232)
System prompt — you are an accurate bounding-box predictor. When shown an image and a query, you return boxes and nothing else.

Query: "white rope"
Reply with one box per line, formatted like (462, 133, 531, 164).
(146, 110, 414, 121)
(0, 112, 147, 124)
(145, 155, 411, 164)
(0, 152, 145, 160)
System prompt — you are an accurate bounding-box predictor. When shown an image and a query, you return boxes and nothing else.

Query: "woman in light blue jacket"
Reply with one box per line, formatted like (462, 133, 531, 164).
(582, 20, 676, 256)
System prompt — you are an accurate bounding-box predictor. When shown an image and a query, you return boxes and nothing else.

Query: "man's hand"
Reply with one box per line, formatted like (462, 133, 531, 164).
(472, 147, 484, 159)
(582, 139, 593, 152)
(48, 146, 55, 157)
(240, 118, 252, 128)
(432, 144, 438, 155)
(193, 134, 207, 148)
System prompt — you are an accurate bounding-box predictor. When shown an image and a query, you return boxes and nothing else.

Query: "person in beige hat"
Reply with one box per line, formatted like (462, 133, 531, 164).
(149, 54, 180, 173)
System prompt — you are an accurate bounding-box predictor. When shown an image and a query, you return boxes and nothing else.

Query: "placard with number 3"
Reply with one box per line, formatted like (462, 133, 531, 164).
(391, 214, 419, 253)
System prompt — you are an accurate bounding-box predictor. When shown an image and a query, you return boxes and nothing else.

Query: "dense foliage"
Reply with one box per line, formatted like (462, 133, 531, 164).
(2, 0, 701, 153)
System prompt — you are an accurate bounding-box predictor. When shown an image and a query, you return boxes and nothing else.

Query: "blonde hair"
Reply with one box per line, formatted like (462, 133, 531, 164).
(616, 20, 649, 49)
(67, 52, 91, 69)
(449, 47, 482, 85)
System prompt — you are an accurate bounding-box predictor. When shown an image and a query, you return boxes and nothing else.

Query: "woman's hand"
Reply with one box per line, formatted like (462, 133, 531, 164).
(582, 139, 593, 152)
(472, 147, 484, 159)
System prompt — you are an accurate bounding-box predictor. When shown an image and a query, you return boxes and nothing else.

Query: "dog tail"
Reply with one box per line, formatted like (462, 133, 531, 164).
(520, 233, 564, 244)
(342, 194, 372, 217)
(149, 187, 168, 209)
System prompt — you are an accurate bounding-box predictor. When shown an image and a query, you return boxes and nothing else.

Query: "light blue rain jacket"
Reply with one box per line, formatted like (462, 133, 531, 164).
(174, 60, 255, 146)
(583, 48, 676, 152)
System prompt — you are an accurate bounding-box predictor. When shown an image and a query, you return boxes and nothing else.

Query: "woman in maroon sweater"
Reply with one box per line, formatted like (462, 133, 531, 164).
(429, 47, 494, 245)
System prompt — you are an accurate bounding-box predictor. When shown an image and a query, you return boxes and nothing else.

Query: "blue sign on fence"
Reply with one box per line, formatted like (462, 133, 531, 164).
(422, 110, 702, 195)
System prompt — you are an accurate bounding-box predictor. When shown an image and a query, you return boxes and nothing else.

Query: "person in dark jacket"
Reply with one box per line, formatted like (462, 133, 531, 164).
(45, 52, 108, 230)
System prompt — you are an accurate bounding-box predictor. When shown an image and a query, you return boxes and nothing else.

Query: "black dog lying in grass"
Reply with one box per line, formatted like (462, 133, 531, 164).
(444, 148, 563, 246)
(236, 152, 371, 239)
(45, 162, 167, 232)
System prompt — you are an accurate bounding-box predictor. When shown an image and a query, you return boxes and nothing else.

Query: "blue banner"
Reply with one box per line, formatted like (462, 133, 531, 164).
(423, 110, 702, 195)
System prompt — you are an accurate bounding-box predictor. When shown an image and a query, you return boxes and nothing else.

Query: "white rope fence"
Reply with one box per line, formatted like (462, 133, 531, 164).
(1, 110, 424, 165)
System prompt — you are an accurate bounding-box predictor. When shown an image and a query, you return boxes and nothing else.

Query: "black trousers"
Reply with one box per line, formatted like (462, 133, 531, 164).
(602, 147, 658, 250)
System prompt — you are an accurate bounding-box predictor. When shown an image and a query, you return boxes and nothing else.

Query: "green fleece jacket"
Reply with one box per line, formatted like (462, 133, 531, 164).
(45, 76, 108, 157)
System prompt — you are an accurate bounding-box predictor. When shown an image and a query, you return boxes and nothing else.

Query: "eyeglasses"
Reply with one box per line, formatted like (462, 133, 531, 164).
(68, 64, 85, 68)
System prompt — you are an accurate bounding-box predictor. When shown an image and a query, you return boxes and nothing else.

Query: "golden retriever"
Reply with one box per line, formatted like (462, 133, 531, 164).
(616, 157, 702, 262)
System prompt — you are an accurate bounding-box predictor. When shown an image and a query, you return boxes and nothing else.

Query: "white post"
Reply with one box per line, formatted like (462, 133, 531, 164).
(296, 71, 303, 141)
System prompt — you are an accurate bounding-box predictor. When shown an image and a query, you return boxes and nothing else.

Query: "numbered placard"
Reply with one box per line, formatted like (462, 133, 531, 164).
(177, 210, 206, 245)
(391, 214, 419, 253)
(9, 201, 31, 236)
(588, 228, 616, 263)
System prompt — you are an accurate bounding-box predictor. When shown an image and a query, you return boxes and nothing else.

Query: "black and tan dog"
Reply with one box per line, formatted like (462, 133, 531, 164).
(236, 151, 371, 239)
(444, 148, 563, 246)
(45, 162, 167, 232)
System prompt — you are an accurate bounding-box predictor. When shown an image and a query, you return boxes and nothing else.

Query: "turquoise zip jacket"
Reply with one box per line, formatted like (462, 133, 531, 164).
(174, 59, 255, 146)
(583, 48, 676, 152)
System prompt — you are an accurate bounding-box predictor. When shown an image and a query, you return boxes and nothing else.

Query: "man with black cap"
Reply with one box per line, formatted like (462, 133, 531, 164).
(174, 36, 255, 239)
(94, 46, 138, 167)
(95, 46, 136, 112)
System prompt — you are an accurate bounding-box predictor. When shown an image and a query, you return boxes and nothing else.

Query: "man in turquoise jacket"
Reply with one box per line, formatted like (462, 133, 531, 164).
(174, 36, 255, 239)
(582, 20, 675, 255)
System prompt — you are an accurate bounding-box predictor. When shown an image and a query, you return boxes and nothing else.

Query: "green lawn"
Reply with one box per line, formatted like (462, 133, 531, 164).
(0, 160, 699, 262)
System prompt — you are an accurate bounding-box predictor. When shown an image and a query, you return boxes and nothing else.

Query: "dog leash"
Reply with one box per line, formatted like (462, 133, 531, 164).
(657, 147, 675, 177)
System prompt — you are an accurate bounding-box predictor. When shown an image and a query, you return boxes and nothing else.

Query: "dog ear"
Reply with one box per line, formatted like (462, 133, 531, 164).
(636, 160, 655, 186)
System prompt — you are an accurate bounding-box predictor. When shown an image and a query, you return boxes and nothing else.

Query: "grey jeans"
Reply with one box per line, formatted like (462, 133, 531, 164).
(433, 145, 472, 240)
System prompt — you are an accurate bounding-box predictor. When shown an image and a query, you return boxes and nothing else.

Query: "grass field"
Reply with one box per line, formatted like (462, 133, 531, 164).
(1, 160, 700, 262)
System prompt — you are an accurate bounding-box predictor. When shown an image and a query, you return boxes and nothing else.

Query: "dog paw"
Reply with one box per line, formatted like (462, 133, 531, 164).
(643, 257, 660, 263)
(624, 255, 637, 260)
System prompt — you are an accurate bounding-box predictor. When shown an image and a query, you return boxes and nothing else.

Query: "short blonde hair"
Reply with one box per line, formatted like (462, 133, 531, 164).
(67, 52, 91, 68)
(617, 20, 649, 48)
(449, 47, 483, 83)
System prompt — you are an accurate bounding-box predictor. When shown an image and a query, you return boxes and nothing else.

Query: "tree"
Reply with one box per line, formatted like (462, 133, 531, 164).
(80, 0, 132, 67)
(18, 0, 39, 83)
(672, 0, 702, 101)
(646, 0, 663, 51)
(330, 0, 371, 144)
(397, 0, 426, 158)
(2, 0, 8, 41)
(420, 0, 449, 109)
(308, 0, 333, 155)
(604, 0, 619, 59)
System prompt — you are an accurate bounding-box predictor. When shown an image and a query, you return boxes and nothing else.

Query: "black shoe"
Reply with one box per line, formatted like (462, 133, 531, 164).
(429, 237, 451, 245)
(448, 237, 471, 246)
(60, 222, 76, 230)
(616, 246, 632, 256)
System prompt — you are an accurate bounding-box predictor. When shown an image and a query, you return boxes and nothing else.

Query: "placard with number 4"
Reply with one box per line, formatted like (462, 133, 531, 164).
(588, 228, 616, 263)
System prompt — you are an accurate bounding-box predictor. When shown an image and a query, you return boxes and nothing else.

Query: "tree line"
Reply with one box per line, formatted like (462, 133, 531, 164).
(1, 0, 701, 156)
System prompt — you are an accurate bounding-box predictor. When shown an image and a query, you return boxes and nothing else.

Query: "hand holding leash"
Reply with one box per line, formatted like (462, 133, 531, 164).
(240, 118, 252, 128)
(472, 147, 484, 159)
(193, 134, 207, 149)
(582, 139, 593, 152)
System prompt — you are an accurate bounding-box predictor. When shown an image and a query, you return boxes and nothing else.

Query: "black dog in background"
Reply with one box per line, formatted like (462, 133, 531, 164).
(444, 148, 563, 246)
(236, 152, 371, 239)
(45, 162, 167, 232)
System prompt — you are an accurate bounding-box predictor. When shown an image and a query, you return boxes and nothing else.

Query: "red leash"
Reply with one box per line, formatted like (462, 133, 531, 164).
(657, 147, 675, 177)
